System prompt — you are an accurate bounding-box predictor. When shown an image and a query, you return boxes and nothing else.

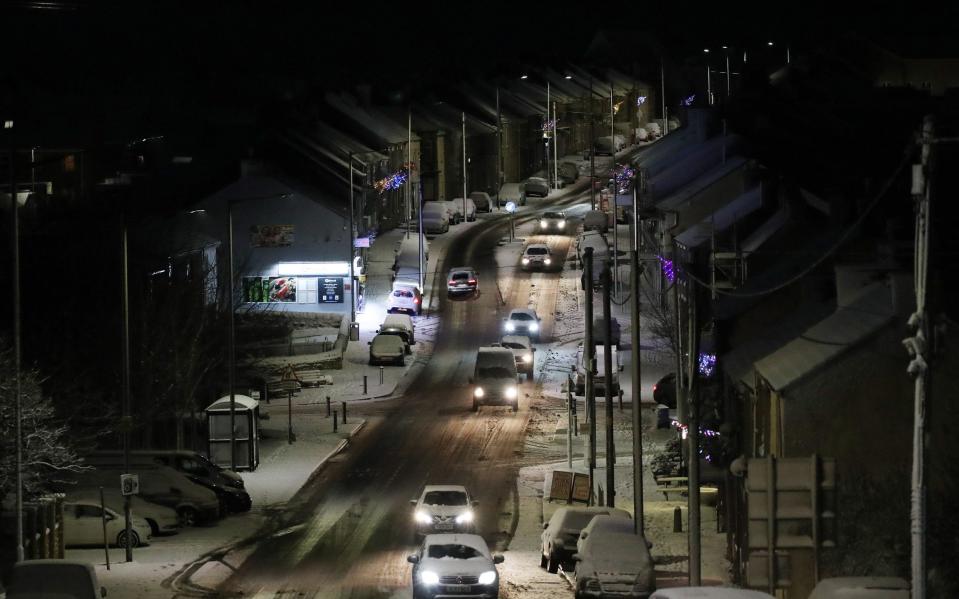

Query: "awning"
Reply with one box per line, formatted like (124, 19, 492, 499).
(754, 283, 896, 392)
(675, 186, 762, 251)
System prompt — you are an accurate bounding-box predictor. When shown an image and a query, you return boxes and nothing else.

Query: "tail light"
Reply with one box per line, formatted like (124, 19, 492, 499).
(468, 279, 477, 284)
(414, 297, 420, 303)
(449, 280, 456, 285)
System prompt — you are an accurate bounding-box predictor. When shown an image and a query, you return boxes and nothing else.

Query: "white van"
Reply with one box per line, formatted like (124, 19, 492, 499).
(470, 346, 520, 412)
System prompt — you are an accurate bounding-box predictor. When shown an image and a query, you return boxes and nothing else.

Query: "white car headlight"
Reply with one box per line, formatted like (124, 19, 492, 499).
(544, 258, 551, 265)
(455, 511, 474, 524)
(504, 322, 515, 332)
(414, 510, 432, 524)
(540, 219, 547, 228)
(504, 386, 517, 399)
(420, 570, 440, 585)
(528, 322, 539, 332)
(522, 353, 532, 363)
(558, 221, 565, 228)
(521, 258, 530, 265)
(474, 387, 485, 398)
(478, 571, 497, 585)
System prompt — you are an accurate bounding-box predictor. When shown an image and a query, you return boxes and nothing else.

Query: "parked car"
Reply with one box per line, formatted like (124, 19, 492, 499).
(652, 372, 677, 408)
(379, 313, 415, 352)
(69, 464, 220, 527)
(503, 308, 541, 339)
(67, 488, 179, 537)
(410, 485, 479, 538)
(592, 317, 621, 348)
(423, 200, 455, 224)
(84, 450, 250, 514)
(583, 209, 609, 233)
(388, 282, 422, 315)
(440, 200, 465, 224)
(646, 122, 662, 138)
(521, 243, 553, 271)
(559, 162, 580, 184)
(651, 588, 776, 599)
(471, 346, 520, 412)
(498, 182, 527, 206)
(369, 333, 406, 366)
(636, 127, 649, 142)
(63, 500, 152, 548)
(497, 335, 534, 379)
(574, 343, 621, 396)
(539, 211, 568, 234)
(808, 578, 910, 599)
(420, 206, 450, 235)
(407, 534, 504, 599)
(451, 197, 477, 221)
(574, 515, 655, 599)
(524, 176, 550, 198)
(469, 191, 493, 212)
(593, 136, 616, 156)
(6, 560, 107, 599)
(541, 506, 631, 573)
(447, 266, 479, 297)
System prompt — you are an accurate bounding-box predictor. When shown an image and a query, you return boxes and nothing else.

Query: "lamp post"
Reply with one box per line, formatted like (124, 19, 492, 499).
(722, 45, 731, 98)
(7, 120, 24, 563)
(704, 48, 713, 106)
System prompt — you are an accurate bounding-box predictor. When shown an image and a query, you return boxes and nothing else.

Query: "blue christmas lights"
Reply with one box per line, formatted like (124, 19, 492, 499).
(683, 94, 696, 106)
(659, 255, 675, 282)
(698, 352, 717, 377)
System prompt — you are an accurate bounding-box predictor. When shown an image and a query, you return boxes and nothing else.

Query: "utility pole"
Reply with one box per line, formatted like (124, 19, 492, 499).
(9, 128, 24, 563)
(630, 185, 644, 534)
(120, 215, 133, 562)
(553, 100, 559, 192)
(496, 87, 503, 192)
(347, 152, 356, 326)
(589, 76, 596, 209)
(723, 46, 731, 98)
(704, 49, 713, 106)
(583, 247, 597, 504)
(906, 115, 935, 599)
(602, 266, 615, 507)
(672, 244, 686, 427)
(462, 112, 467, 217)
(687, 281, 701, 585)
(661, 60, 667, 137)
(226, 201, 237, 472)
(407, 109, 412, 239)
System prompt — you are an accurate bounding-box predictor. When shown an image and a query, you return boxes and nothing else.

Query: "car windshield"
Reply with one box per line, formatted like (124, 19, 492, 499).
(511, 313, 534, 321)
(427, 544, 483, 560)
(478, 366, 513, 379)
(544, 212, 564, 219)
(500, 342, 525, 350)
(565, 511, 604, 529)
(393, 289, 414, 298)
(423, 491, 468, 506)
(526, 247, 548, 255)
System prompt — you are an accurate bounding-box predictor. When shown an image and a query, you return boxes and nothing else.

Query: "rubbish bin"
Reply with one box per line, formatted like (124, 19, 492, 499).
(349, 322, 360, 341)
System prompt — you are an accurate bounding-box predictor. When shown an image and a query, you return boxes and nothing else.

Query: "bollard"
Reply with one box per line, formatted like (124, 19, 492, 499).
(673, 506, 683, 533)
(326, 395, 331, 417)
(618, 388, 624, 411)
(333, 409, 338, 432)
(379, 366, 384, 385)
(342, 401, 347, 424)
(363, 375, 368, 395)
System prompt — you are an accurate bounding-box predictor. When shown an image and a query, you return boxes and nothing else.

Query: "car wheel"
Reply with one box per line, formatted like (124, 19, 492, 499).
(177, 506, 198, 527)
(145, 518, 160, 536)
(540, 553, 548, 569)
(472, 398, 479, 412)
(116, 530, 141, 549)
(511, 401, 518, 413)
(547, 551, 560, 573)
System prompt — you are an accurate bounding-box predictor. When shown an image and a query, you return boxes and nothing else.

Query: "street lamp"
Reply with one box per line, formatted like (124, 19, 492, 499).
(703, 48, 713, 106)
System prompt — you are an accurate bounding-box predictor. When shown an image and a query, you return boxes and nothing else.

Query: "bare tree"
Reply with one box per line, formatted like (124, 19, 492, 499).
(0, 342, 87, 500)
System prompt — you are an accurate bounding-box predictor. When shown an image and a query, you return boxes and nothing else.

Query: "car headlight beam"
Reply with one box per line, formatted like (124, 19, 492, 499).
(420, 570, 440, 585)
(455, 510, 474, 524)
(474, 387, 485, 398)
(504, 386, 518, 399)
(478, 570, 497, 585)
(522, 258, 530, 265)
(414, 510, 432, 524)
(558, 221, 565, 228)
(544, 258, 551, 265)
(505, 322, 515, 332)
(529, 322, 539, 332)
(522, 353, 532, 363)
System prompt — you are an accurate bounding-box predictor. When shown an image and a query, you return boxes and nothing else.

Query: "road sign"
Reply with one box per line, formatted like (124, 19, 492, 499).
(120, 474, 139, 496)
(505, 201, 516, 213)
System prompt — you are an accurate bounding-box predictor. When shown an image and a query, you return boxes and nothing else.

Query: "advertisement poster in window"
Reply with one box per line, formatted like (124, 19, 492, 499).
(250, 224, 294, 247)
(320, 277, 344, 303)
(243, 277, 270, 302)
(268, 277, 297, 302)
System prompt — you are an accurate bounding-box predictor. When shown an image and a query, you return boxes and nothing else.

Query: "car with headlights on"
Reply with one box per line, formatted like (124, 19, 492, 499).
(524, 176, 550, 198)
(539, 211, 568, 234)
(573, 515, 655, 599)
(407, 533, 504, 599)
(541, 506, 631, 573)
(471, 346, 520, 412)
(521, 244, 553, 271)
(410, 485, 479, 539)
(503, 308, 541, 340)
(496, 335, 534, 380)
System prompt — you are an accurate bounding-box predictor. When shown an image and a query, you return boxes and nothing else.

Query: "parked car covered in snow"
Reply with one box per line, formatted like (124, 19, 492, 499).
(498, 182, 527, 206)
(541, 506, 630, 573)
(469, 191, 493, 212)
(573, 515, 655, 599)
(369, 333, 406, 366)
(524, 177, 550, 198)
